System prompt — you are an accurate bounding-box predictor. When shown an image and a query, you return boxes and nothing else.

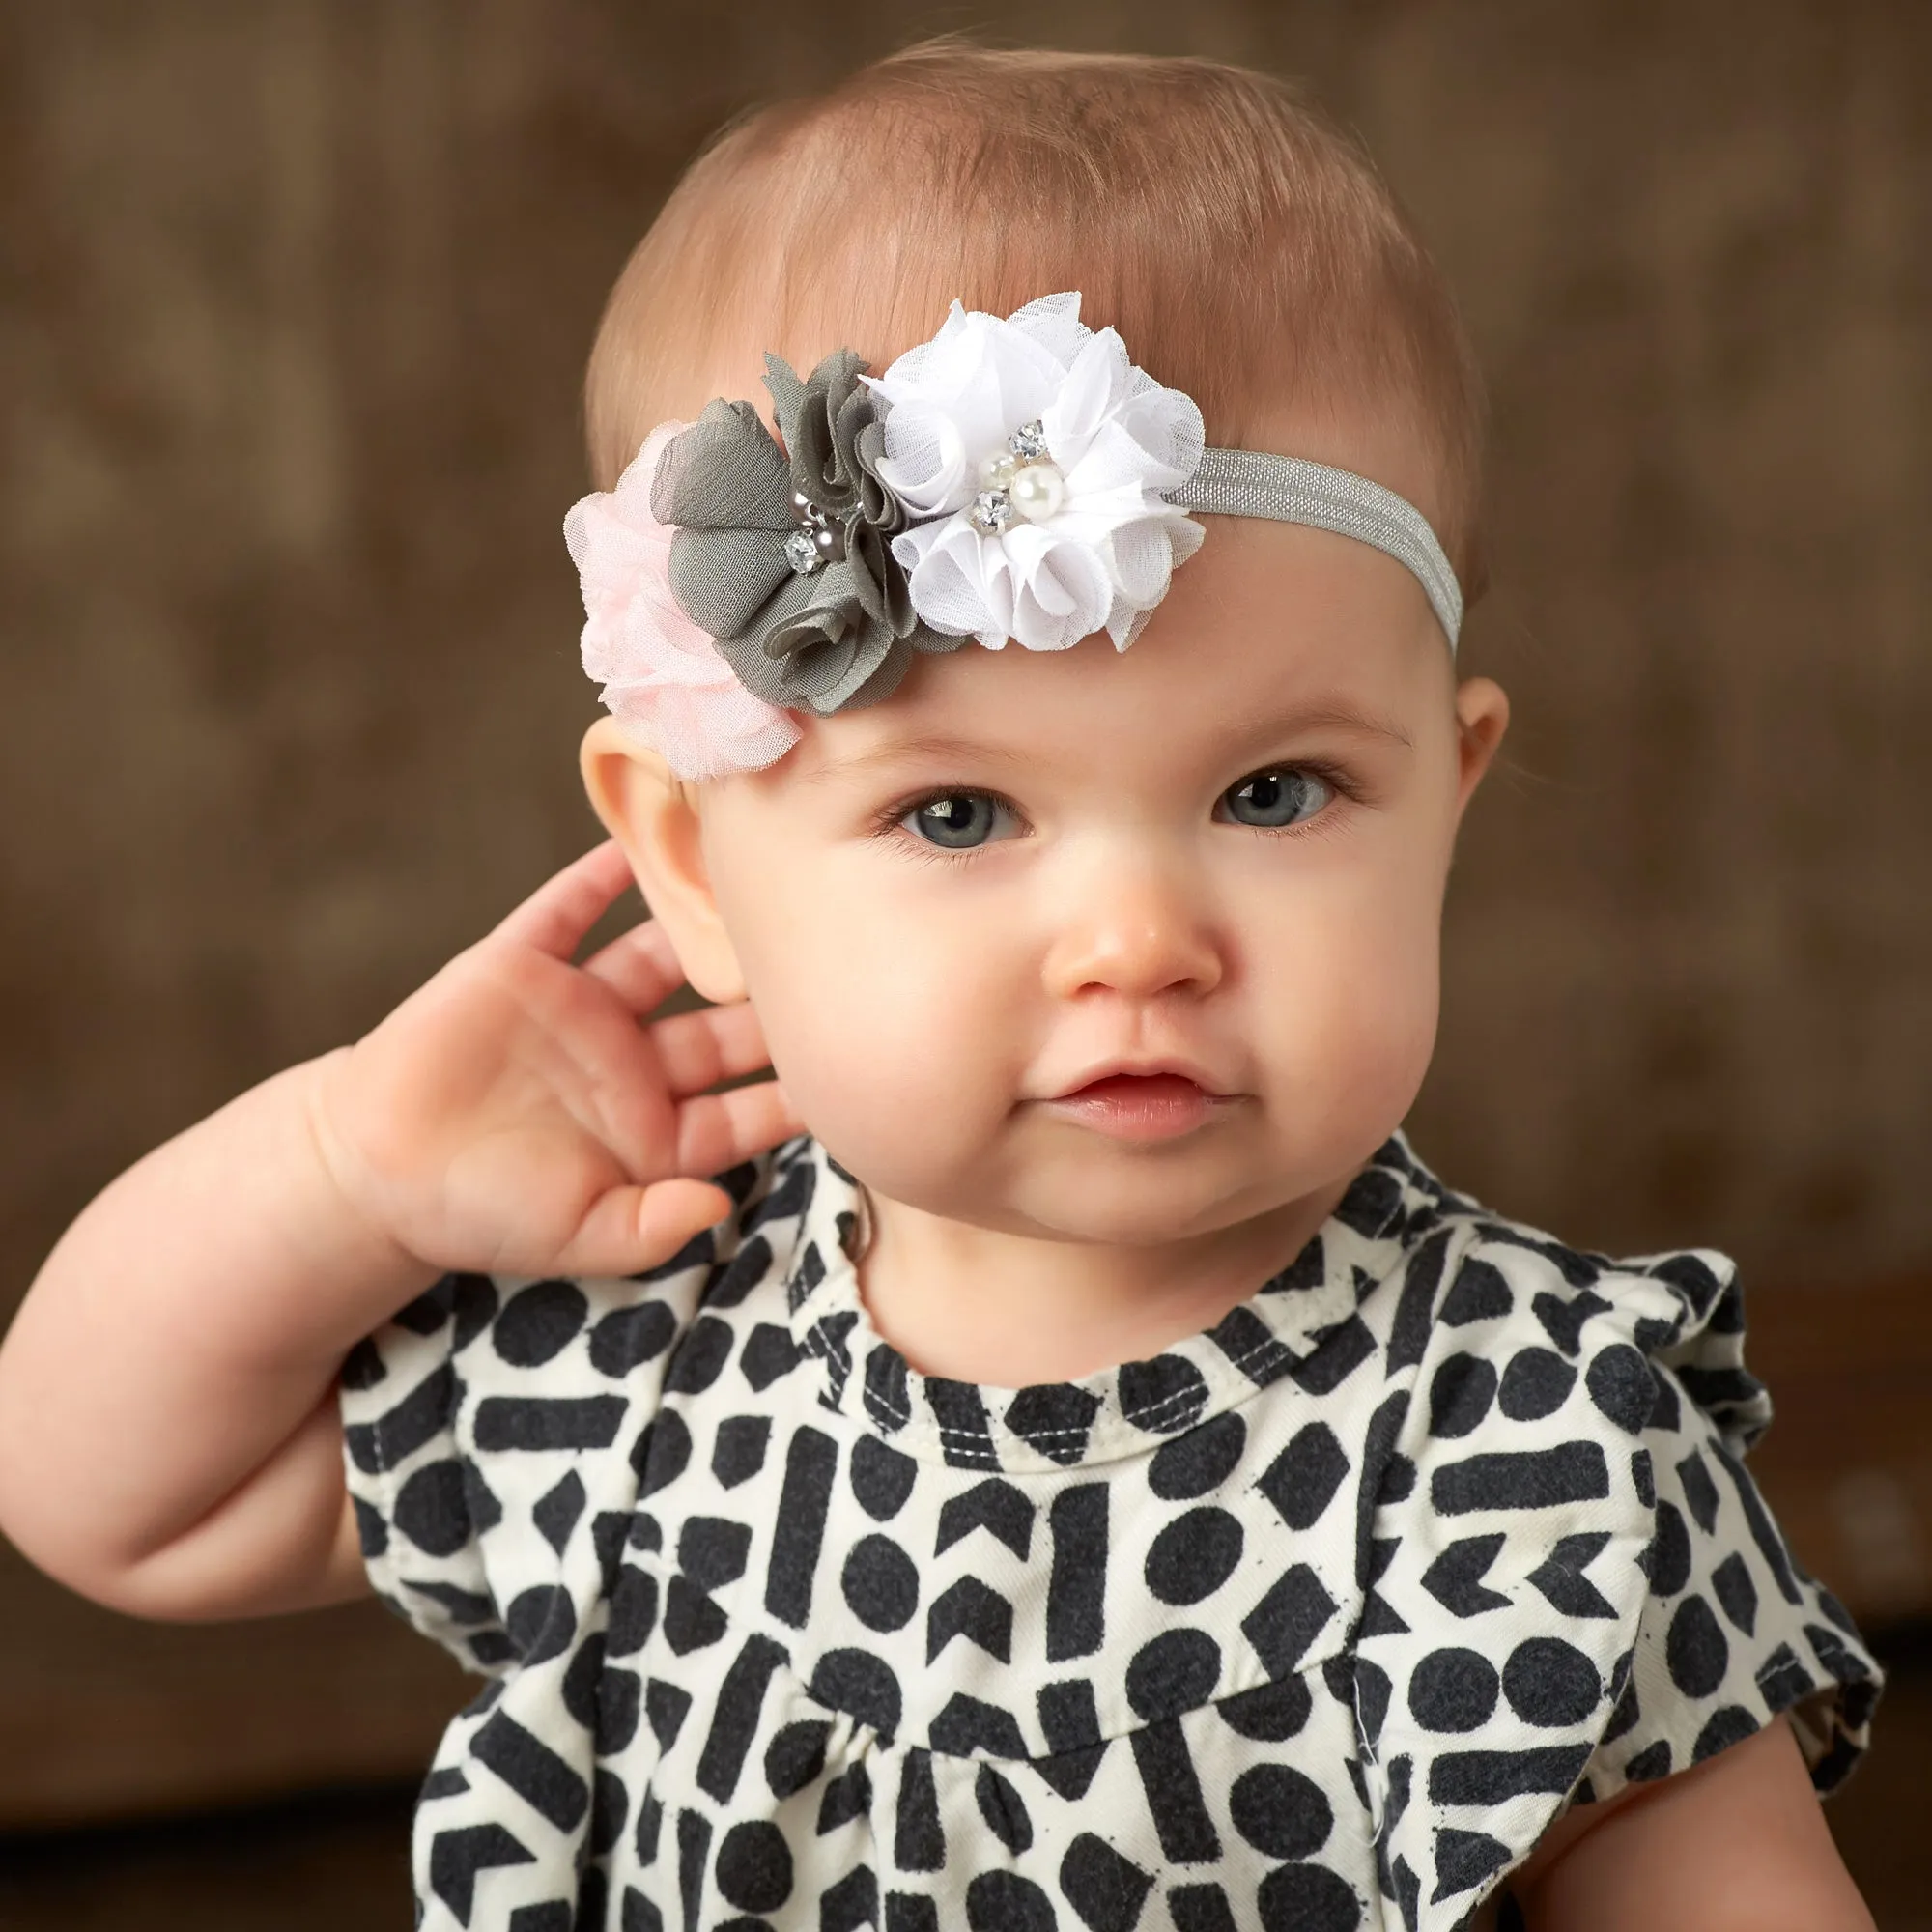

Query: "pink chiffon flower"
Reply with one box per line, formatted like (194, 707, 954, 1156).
(564, 420, 801, 780)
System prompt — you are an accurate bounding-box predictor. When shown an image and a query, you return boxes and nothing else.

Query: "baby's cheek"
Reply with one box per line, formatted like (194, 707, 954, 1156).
(743, 928, 1009, 1175)
(1251, 883, 1442, 1149)
(1328, 952, 1439, 1130)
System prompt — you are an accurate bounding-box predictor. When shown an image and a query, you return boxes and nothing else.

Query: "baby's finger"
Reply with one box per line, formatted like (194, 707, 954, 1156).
(672, 1079, 806, 1179)
(491, 841, 639, 960)
(580, 919, 688, 1016)
(551, 1179, 733, 1279)
(651, 1001, 774, 1097)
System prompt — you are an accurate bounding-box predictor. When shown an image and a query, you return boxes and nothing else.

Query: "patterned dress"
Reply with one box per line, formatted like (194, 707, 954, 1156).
(340, 1134, 1880, 1932)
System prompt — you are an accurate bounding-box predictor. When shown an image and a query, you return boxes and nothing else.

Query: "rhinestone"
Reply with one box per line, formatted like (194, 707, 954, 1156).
(1009, 417, 1049, 459)
(968, 489, 1013, 534)
(784, 527, 823, 574)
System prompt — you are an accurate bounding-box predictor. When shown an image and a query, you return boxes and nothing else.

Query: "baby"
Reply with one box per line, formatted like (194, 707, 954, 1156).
(0, 43, 1882, 1932)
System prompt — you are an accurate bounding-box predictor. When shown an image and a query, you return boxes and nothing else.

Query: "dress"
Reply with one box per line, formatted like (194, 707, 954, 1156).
(340, 1133, 1880, 1932)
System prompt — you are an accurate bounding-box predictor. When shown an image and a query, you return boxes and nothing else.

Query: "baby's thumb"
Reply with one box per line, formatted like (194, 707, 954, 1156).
(554, 1179, 733, 1278)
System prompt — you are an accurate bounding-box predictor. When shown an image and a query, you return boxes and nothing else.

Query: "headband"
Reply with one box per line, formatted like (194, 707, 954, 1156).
(566, 292, 1461, 780)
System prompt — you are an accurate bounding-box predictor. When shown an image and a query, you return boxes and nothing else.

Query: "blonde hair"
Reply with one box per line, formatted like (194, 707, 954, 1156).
(585, 42, 1488, 600)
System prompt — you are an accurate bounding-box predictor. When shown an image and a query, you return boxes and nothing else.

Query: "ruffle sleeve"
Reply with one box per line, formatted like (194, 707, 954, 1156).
(1352, 1226, 1882, 1931)
(336, 1156, 778, 1674)
(1577, 1251, 1880, 1801)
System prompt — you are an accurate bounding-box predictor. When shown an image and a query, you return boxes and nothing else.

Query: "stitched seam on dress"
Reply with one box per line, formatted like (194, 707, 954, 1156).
(1107, 1337, 1308, 1433)
(353, 1344, 452, 1631)
(802, 1324, 851, 1385)
(862, 1381, 913, 1430)
(794, 1209, 1350, 1446)
(810, 1330, 1316, 1444)
(1114, 1381, 1231, 1434)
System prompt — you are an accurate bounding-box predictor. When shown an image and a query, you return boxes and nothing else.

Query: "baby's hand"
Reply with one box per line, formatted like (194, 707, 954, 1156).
(309, 840, 800, 1281)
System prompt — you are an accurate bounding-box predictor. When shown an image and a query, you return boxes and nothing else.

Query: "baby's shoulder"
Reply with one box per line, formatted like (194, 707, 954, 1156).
(1393, 1195, 1767, 1450)
(336, 1137, 816, 1669)
(343, 1134, 810, 1435)
(1340, 1175, 1879, 1926)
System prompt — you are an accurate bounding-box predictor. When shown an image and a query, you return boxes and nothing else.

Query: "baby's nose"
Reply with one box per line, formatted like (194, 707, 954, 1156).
(1038, 852, 1225, 1002)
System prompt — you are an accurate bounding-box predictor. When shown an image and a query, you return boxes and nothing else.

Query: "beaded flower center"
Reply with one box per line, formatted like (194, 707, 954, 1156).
(967, 418, 1065, 535)
(784, 492, 848, 575)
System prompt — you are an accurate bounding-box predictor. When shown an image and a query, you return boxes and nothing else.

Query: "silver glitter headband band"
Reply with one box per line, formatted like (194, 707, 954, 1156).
(1169, 449, 1463, 651)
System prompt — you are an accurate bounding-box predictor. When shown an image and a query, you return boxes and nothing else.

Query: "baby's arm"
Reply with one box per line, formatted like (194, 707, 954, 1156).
(0, 843, 798, 1623)
(1513, 1716, 1873, 1932)
(0, 1054, 436, 1620)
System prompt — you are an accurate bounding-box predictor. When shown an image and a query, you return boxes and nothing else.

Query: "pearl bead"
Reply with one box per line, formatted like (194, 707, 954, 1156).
(978, 450, 1018, 490)
(1009, 461, 1065, 524)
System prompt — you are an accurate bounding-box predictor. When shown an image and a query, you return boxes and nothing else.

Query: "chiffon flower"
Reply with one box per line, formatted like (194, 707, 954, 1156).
(564, 421, 801, 780)
(864, 292, 1207, 651)
(652, 352, 956, 716)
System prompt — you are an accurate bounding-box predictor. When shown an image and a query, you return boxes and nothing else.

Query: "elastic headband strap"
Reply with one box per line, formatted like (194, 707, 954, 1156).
(1169, 449, 1463, 652)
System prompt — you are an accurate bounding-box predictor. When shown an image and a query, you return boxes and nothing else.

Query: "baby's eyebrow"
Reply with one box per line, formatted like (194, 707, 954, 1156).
(795, 733, 1026, 784)
(1236, 700, 1416, 752)
(800, 703, 1413, 788)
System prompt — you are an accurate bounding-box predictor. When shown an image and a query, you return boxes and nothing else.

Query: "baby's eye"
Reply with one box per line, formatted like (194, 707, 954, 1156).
(898, 792, 1020, 850)
(1215, 767, 1334, 829)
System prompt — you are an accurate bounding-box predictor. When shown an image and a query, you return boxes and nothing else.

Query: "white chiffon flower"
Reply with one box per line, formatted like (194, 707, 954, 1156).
(565, 421, 801, 780)
(863, 293, 1207, 651)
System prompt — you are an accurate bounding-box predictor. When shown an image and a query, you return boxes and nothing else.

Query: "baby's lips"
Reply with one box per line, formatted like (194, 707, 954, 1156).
(1040, 1054, 1228, 1103)
(1039, 1069, 1227, 1144)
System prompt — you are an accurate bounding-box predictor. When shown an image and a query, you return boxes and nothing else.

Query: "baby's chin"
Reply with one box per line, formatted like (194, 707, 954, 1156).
(838, 1134, 1331, 1252)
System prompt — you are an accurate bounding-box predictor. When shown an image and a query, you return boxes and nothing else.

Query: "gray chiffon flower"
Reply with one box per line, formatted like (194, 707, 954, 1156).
(650, 350, 958, 714)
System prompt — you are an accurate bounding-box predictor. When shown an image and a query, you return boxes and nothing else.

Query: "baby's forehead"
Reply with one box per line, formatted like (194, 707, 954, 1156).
(774, 559, 1448, 787)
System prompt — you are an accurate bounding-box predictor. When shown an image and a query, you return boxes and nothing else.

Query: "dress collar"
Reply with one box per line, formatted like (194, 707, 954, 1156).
(776, 1134, 1450, 1473)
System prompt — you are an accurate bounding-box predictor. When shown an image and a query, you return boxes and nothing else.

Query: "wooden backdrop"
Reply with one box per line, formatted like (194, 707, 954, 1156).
(1, 0, 1928, 1826)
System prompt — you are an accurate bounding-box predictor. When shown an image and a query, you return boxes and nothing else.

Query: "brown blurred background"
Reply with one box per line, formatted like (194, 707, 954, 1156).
(1, 0, 1928, 1922)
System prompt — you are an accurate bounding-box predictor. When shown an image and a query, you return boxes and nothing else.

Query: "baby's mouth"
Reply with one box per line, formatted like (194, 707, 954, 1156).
(1045, 1071, 1222, 1143)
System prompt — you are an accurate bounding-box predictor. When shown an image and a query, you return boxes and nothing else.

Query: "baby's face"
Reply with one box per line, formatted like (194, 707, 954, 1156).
(684, 517, 1504, 1247)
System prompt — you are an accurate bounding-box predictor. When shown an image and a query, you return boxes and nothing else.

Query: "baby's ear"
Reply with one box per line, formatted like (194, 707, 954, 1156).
(1452, 674, 1511, 818)
(580, 719, 748, 1004)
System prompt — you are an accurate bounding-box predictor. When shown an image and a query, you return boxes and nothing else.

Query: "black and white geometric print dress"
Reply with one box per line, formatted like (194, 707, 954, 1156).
(340, 1133, 1880, 1932)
